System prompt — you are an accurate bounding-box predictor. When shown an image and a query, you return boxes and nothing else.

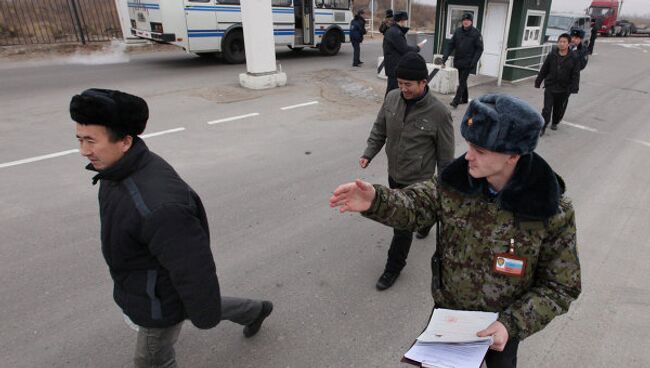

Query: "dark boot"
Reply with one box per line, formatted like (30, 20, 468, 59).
(243, 301, 273, 338)
(376, 271, 399, 291)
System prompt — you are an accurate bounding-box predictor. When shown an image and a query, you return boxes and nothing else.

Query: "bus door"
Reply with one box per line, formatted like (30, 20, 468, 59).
(183, 0, 219, 52)
(295, 0, 314, 45)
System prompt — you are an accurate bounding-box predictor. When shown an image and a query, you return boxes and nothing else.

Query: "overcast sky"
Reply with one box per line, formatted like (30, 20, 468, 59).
(551, 0, 649, 17)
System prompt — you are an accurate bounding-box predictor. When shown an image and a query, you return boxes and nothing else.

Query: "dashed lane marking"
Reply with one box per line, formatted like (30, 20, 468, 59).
(0, 149, 80, 169)
(208, 113, 260, 125)
(626, 138, 650, 148)
(141, 127, 186, 138)
(280, 101, 319, 110)
(0, 127, 185, 169)
(563, 121, 599, 133)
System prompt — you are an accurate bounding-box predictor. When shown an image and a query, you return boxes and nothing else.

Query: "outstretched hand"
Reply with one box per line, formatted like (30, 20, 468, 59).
(477, 321, 509, 351)
(329, 179, 376, 213)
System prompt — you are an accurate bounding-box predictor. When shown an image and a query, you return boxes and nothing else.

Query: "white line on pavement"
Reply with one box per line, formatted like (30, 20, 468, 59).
(280, 101, 319, 110)
(563, 121, 599, 133)
(208, 113, 260, 125)
(141, 127, 186, 138)
(0, 149, 79, 169)
(626, 138, 650, 148)
(0, 127, 186, 169)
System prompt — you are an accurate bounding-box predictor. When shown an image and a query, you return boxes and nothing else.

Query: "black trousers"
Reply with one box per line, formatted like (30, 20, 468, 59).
(541, 88, 570, 127)
(352, 40, 361, 66)
(452, 67, 471, 104)
(384, 176, 433, 273)
(484, 339, 520, 368)
(385, 76, 399, 96)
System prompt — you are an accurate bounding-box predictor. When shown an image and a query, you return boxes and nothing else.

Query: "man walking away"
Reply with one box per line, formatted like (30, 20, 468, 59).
(71, 89, 273, 368)
(442, 13, 484, 109)
(535, 33, 580, 135)
(350, 9, 367, 67)
(383, 11, 426, 95)
(360, 53, 455, 290)
(379, 9, 394, 35)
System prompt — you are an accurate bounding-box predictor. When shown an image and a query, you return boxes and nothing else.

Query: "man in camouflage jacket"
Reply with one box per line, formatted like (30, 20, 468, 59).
(331, 94, 581, 368)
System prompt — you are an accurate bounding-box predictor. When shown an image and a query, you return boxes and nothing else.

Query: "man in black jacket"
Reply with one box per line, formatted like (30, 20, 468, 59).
(442, 13, 484, 109)
(70, 89, 273, 368)
(535, 34, 581, 136)
(382, 11, 425, 95)
(570, 28, 589, 70)
(350, 9, 367, 67)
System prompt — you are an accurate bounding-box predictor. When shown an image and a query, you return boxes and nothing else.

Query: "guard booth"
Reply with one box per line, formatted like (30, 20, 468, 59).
(433, 0, 553, 83)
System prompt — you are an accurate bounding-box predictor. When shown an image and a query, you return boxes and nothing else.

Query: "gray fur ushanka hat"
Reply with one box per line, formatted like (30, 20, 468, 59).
(460, 94, 544, 155)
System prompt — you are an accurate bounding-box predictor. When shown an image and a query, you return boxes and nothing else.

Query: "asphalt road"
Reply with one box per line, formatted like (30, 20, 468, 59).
(1, 37, 649, 367)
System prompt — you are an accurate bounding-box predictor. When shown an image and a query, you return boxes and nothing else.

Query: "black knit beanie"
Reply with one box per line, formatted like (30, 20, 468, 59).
(396, 52, 428, 81)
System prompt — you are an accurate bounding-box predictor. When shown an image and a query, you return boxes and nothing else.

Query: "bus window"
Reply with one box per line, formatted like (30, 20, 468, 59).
(216, 0, 240, 4)
(322, 0, 350, 10)
(272, 0, 292, 6)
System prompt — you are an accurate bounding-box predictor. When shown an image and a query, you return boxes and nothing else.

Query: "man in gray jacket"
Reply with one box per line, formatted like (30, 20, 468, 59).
(360, 53, 455, 290)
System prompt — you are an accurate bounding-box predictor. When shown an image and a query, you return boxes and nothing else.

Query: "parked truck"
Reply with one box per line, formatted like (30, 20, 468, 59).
(588, 0, 624, 36)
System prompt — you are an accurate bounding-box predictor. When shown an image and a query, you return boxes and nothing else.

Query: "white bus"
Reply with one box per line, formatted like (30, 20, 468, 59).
(128, 0, 353, 63)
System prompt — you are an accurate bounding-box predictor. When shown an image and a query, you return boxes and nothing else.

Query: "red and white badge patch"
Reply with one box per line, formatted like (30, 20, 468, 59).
(493, 253, 526, 278)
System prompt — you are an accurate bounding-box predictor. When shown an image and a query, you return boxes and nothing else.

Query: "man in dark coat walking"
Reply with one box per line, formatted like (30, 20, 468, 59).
(535, 34, 581, 135)
(70, 89, 273, 368)
(350, 9, 367, 67)
(382, 11, 425, 95)
(442, 13, 484, 108)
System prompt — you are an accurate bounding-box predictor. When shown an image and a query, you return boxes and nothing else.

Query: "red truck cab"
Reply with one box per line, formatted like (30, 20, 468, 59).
(589, 0, 620, 36)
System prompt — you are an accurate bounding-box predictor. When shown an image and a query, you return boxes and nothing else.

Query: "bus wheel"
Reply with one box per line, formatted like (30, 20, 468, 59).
(223, 29, 246, 64)
(319, 32, 341, 56)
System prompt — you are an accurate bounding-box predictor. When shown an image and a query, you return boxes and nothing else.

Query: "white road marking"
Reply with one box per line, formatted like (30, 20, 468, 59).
(141, 127, 186, 138)
(626, 138, 650, 148)
(0, 149, 79, 169)
(280, 101, 319, 110)
(563, 121, 599, 133)
(0, 127, 186, 169)
(208, 113, 260, 125)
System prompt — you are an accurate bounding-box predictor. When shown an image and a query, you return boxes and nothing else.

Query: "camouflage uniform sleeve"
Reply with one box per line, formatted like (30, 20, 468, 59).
(497, 198, 582, 340)
(361, 178, 440, 232)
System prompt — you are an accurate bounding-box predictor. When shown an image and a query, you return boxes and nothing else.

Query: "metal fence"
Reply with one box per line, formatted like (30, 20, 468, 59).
(0, 0, 122, 46)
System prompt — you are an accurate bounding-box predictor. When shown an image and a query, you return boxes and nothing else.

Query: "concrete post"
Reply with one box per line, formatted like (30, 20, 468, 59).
(239, 0, 287, 90)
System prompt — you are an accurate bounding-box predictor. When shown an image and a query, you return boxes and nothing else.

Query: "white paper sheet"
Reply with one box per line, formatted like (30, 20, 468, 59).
(417, 309, 498, 344)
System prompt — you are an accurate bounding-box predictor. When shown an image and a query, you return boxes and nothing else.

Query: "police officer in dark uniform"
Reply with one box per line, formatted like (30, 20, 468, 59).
(442, 13, 484, 109)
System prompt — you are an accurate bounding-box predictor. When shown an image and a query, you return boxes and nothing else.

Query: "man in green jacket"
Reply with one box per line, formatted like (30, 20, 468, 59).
(360, 52, 455, 290)
(333, 94, 581, 367)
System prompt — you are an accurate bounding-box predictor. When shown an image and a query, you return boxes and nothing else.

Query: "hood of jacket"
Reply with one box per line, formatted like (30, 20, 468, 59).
(440, 152, 566, 221)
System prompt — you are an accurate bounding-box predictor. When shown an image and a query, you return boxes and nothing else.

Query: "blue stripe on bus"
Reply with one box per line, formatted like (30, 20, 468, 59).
(128, 4, 160, 10)
(184, 6, 293, 13)
(188, 29, 295, 38)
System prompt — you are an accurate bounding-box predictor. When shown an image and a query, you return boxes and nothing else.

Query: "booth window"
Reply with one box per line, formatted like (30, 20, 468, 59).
(446, 6, 479, 38)
(522, 11, 545, 46)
